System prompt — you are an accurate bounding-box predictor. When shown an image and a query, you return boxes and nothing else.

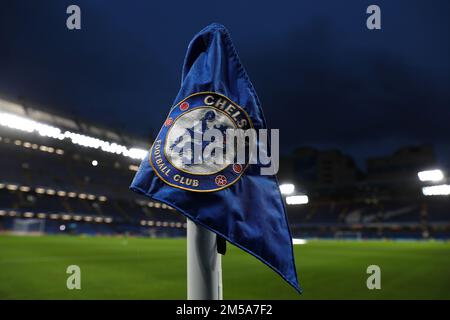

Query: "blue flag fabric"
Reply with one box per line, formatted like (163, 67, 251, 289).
(130, 23, 301, 293)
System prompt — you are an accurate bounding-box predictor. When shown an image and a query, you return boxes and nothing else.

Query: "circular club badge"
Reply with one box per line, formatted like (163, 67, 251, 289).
(149, 92, 252, 192)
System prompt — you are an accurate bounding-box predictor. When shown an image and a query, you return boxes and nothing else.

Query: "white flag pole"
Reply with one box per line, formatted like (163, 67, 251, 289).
(187, 219, 223, 300)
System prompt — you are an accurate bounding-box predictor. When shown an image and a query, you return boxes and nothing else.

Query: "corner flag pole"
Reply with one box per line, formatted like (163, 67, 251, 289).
(187, 219, 223, 300)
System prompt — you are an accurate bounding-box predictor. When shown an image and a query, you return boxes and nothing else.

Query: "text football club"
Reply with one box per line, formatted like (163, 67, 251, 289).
(150, 92, 253, 192)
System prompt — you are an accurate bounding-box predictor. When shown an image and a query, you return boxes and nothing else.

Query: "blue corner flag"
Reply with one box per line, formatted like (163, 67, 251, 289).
(130, 23, 301, 293)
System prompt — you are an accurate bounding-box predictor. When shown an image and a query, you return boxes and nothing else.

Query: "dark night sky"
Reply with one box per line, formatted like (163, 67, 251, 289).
(0, 0, 449, 168)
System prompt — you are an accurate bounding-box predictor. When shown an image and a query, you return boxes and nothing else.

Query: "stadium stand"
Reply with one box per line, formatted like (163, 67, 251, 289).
(0, 97, 449, 239)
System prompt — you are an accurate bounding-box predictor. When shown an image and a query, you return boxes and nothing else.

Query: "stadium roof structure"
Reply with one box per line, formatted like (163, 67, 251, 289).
(0, 95, 149, 161)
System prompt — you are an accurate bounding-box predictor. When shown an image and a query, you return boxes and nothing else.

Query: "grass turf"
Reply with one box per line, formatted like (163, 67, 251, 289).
(0, 235, 449, 299)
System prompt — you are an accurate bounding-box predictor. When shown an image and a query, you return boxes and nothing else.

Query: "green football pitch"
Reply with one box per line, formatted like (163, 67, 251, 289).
(0, 235, 449, 299)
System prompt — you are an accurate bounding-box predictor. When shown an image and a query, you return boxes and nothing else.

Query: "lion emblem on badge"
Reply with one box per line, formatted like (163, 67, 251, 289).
(150, 92, 252, 192)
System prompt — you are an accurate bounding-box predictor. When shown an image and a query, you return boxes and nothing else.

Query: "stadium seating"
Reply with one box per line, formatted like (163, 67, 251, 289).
(1, 107, 449, 240)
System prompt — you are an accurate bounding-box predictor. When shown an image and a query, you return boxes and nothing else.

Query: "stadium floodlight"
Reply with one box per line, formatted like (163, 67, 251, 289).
(19, 186, 30, 192)
(35, 187, 45, 194)
(6, 184, 18, 191)
(91, 160, 98, 166)
(279, 183, 295, 195)
(0, 110, 148, 160)
(292, 238, 308, 245)
(418, 169, 444, 182)
(129, 164, 139, 171)
(422, 184, 450, 196)
(286, 195, 309, 205)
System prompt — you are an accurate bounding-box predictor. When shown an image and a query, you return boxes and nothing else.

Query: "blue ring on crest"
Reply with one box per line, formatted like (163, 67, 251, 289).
(149, 92, 253, 192)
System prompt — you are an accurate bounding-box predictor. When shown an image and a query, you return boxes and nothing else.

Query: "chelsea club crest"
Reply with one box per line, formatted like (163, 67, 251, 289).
(149, 92, 253, 192)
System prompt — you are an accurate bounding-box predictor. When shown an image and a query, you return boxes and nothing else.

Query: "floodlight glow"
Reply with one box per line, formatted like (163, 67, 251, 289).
(279, 183, 295, 195)
(35, 188, 45, 194)
(286, 195, 309, 205)
(422, 184, 450, 196)
(6, 184, 18, 191)
(57, 191, 66, 197)
(292, 238, 308, 245)
(0, 110, 147, 160)
(418, 169, 444, 182)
